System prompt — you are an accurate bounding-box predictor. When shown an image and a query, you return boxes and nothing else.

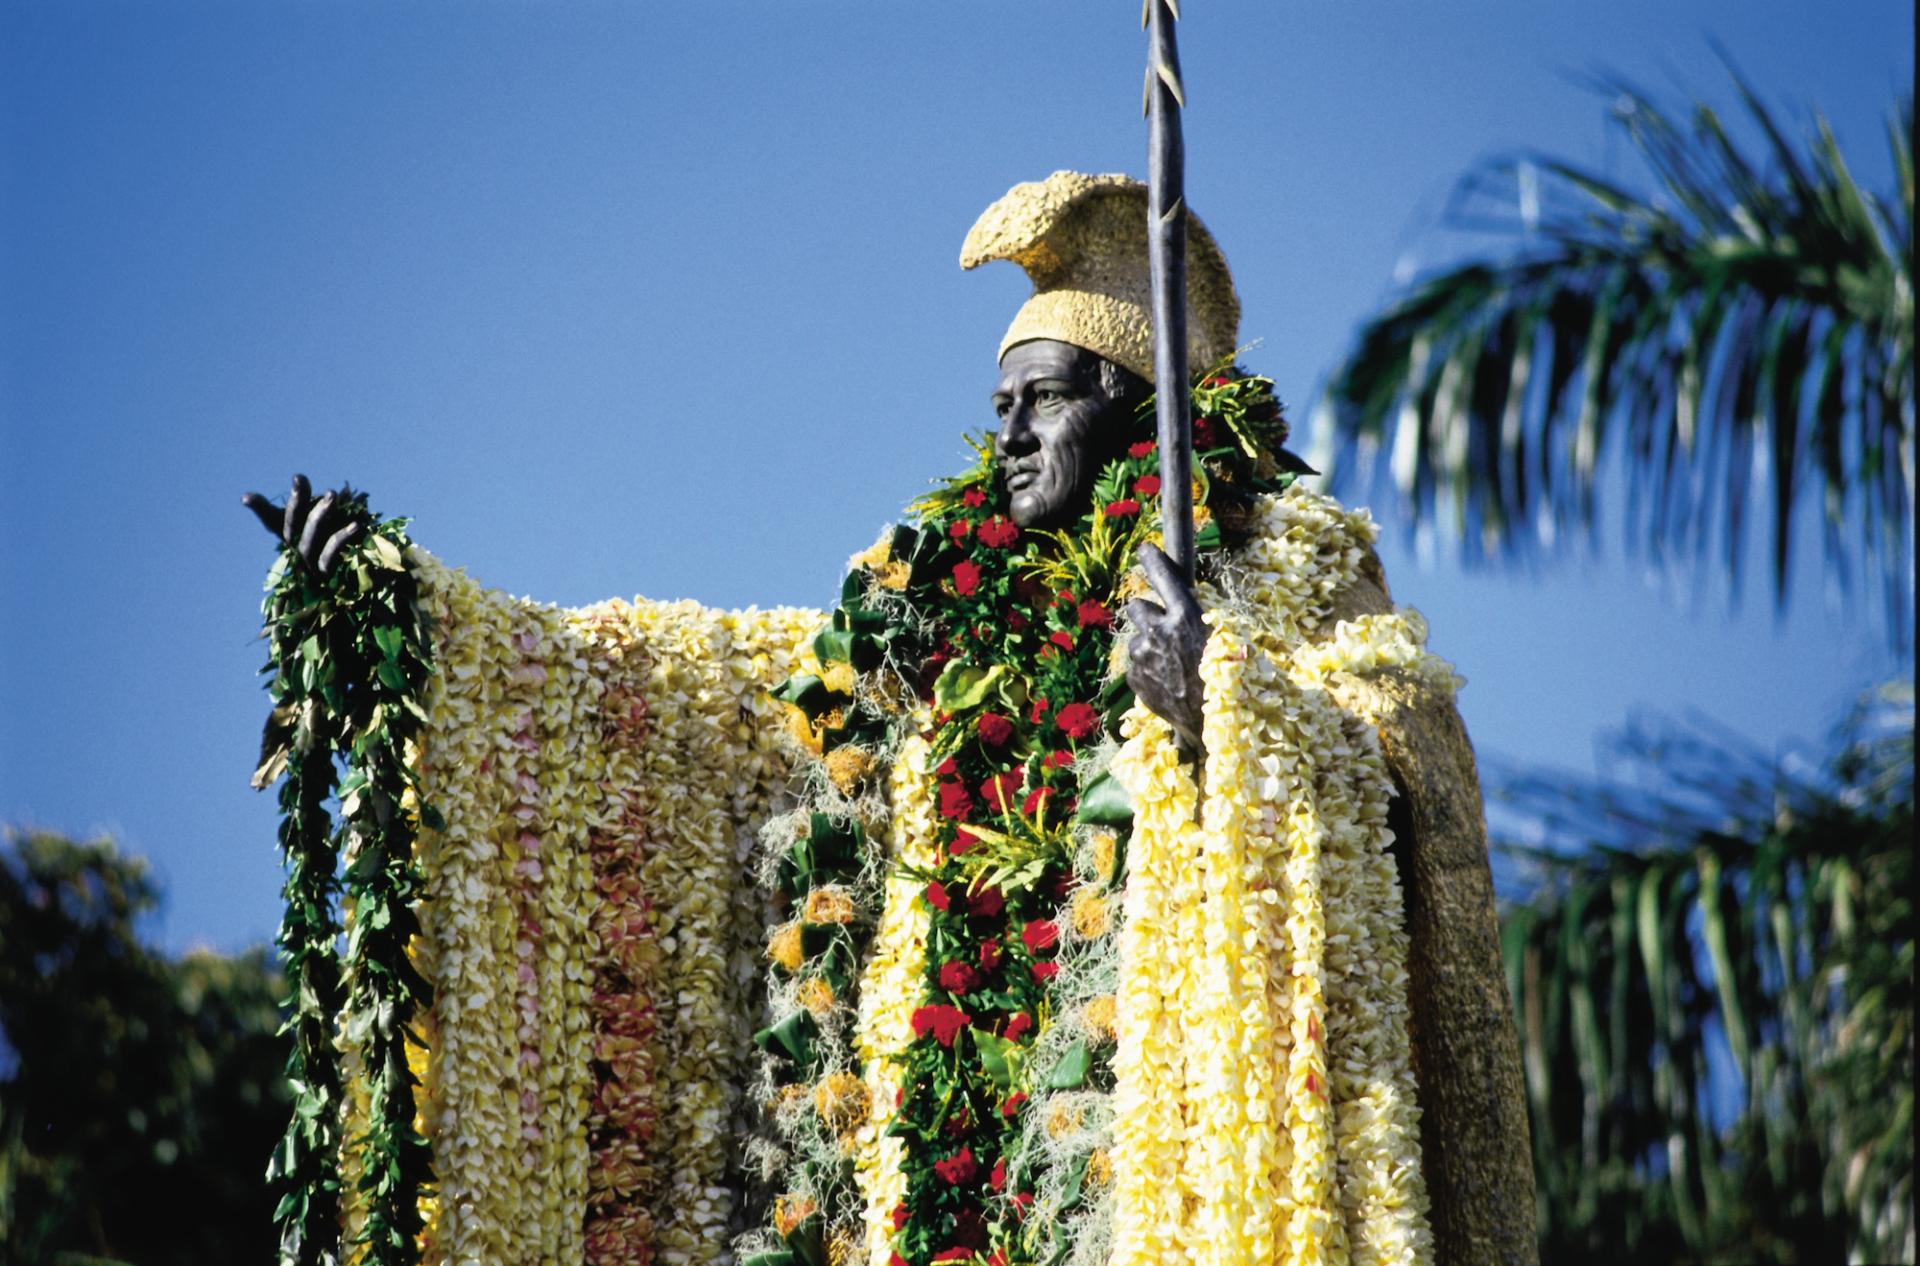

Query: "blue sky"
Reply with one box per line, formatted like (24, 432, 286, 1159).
(1, 0, 1910, 953)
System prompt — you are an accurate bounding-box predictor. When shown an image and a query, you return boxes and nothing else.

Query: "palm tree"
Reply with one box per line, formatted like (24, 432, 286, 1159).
(1314, 67, 1916, 1263)
(1314, 67, 1913, 643)
(1491, 683, 1913, 1264)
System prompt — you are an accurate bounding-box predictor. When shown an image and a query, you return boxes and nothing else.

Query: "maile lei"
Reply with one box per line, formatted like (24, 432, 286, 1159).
(747, 365, 1302, 1266)
(256, 493, 437, 1266)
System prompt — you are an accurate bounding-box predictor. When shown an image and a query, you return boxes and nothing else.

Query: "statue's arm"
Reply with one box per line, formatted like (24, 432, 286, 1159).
(1122, 542, 1208, 755)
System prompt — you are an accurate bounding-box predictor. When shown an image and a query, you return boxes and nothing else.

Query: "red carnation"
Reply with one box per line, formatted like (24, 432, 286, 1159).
(949, 827, 979, 856)
(1055, 701, 1099, 740)
(989, 1157, 1008, 1191)
(968, 886, 1005, 918)
(1022, 919, 1059, 953)
(945, 1105, 973, 1136)
(890, 1255, 909, 1266)
(1031, 961, 1060, 982)
(1204, 375, 1230, 387)
(911, 1004, 971, 1047)
(980, 769, 1023, 813)
(1045, 749, 1074, 770)
(1004, 1011, 1034, 1041)
(932, 1250, 972, 1264)
(1076, 599, 1113, 629)
(978, 938, 1003, 971)
(938, 781, 974, 820)
(1028, 697, 1050, 723)
(1104, 498, 1141, 518)
(936, 756, 959, 777)
(939, 960, 982, 994)
(1011, 1191, 1034, 1214)
(1134, 474, 1162, 497)
(949, 519, 972, 542)
(934, 1147, 979, 1185)
(1000, 1091, 1029, 1118)
(1194, 416, 1222, 448)
(976, 516, 1020, 548)
(1128, 440, 1156, 459)
(1021, 786, 1052, 815)
(891, 1204, 910, 1230)
(1007, 610, 1028, 631)
(925, 880, 953, 912)
(962, 487, 988, 507)
(977, 712, 1014, 747)
(952, 560, 981, 596)
(989, 1253, 1008, 1266)
(1049, 630, 1075, 651)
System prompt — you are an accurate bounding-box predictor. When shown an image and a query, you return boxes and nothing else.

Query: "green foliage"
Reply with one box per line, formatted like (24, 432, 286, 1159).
(1493, 683, 1914, 1263)
(1318, 65, 1914, 643)
(256, 494, 436, 1266)
(0, 830, 289, 1266)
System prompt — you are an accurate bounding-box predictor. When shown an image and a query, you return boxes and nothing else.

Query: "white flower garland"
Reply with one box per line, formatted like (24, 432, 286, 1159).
(1101, 486, 1438, 1266)
(853, 731, 938, 1264)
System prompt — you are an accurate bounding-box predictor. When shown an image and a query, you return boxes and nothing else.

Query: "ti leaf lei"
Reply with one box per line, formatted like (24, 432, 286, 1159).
(753, 365, 1301, 1266)
(256, 492, 437, 1266)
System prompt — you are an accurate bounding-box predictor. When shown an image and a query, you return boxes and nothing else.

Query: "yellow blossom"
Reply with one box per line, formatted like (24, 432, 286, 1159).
(1069, 887, 1110, 940)
(1083, 994, 1117, 1042)
(812, 1071, 869, 1134)
(773, 1194, 818, 1236)
(803, 886, 856, 926)
(823, 744, 876, 794)
(797, 976, 837, 1016)
(768, 921, 806, 973)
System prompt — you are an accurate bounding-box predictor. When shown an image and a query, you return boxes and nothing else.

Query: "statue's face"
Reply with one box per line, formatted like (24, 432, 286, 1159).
(992, 340, 1139, 527)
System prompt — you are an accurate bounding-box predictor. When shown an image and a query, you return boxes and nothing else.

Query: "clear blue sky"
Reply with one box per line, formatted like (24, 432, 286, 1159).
(1, 1, 1910, 953)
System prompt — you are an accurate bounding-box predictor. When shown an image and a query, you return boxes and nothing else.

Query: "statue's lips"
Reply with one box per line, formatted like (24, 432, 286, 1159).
(1004, 469, 1040, 492)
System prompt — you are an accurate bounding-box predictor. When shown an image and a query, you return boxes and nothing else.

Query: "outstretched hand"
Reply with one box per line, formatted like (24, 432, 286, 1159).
(242, 474, 364, 576)
(1124, 542, 1208, 758)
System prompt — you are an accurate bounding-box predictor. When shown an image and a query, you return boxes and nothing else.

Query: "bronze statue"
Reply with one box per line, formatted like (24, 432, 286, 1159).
(243, 170, 1536, 1266)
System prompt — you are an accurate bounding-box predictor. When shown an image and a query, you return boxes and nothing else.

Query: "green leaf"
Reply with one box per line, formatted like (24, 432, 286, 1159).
(1047, 1039, 1092, 1089)
(1074, 770, 1134, 826)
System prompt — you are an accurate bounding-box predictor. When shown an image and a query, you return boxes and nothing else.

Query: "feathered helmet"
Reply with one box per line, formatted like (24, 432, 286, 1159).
(960, 170, 1240, 384)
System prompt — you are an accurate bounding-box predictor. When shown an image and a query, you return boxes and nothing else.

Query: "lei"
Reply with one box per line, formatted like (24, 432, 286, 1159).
(745, 365, 1302, 1266)
(256, 494, 437, 1266)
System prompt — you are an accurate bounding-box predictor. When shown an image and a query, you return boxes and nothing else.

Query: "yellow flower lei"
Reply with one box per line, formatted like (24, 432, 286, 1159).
(853, 732, 939, 1263)
(1101, 487, 1437, 1266)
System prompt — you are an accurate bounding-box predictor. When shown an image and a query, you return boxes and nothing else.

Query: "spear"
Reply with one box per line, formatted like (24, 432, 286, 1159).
(1144, 0, 1193, 583)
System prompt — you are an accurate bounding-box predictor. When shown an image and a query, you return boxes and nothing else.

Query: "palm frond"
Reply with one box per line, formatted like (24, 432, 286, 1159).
(1490, 682, 1914, 1263)
(1316, 70, 1915, 645)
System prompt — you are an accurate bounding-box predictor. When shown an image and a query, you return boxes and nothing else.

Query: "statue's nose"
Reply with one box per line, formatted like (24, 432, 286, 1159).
(998, 405, 1039, 456)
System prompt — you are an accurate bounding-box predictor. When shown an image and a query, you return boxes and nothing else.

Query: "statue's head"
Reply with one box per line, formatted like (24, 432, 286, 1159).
(992, 339, 1149, 527)
(961, 171, 1241, 524)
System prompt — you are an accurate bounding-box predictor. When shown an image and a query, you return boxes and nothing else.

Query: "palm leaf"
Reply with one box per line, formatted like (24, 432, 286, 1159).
(1492, 681, 1914, 1262)
(1316, 70, 1914, 644)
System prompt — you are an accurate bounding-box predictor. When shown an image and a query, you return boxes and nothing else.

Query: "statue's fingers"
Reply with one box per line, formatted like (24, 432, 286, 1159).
(1135, 542, 1200, 618)
(298, 491, 338, 562)
(284, 475, 312, 544)
(242, 492, 285, 537)
(315, 521, 365, 575)
(1124, 597, 1167, 631)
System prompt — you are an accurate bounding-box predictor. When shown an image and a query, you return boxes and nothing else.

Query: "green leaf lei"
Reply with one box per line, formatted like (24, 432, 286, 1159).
(257, 494, 436, 1266)
(750, 365, 1301, 1266)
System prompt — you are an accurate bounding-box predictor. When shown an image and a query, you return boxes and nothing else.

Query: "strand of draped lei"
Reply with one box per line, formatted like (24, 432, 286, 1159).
(1106, 491, 1439, 1266)
(854, 735, 941, 1266)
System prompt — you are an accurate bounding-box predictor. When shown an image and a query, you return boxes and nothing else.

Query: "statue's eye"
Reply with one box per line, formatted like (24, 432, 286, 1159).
(1036, 388, 1063, 405)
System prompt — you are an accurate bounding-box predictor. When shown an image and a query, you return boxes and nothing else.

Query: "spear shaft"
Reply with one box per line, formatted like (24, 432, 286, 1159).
(1146, 0, 1193, 583)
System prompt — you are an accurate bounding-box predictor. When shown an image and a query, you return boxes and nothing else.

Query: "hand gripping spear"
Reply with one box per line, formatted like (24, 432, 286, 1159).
(1145, 0, 1193, 584)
